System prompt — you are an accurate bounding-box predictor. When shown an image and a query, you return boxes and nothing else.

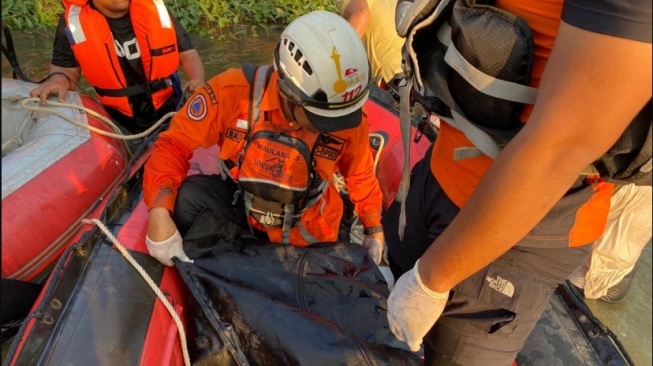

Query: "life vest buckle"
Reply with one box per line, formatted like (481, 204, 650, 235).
(261, 212, 275, 226)
(146, 77, 172, 94)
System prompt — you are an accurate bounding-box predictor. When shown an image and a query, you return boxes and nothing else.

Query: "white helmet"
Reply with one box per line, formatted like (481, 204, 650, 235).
(274, 11, 371, 132)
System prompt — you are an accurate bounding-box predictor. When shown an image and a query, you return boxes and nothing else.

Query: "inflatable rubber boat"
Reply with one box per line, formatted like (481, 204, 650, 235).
(3, 84, 632, 366)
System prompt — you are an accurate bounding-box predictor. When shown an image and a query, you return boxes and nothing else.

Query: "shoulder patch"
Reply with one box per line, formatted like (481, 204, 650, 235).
(314, 133, 346, 161)
(203, 83, 218, 105)
(187, 94, 208, 121)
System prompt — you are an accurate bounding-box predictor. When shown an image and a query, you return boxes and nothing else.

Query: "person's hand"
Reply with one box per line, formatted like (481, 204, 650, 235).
(362, 231, 384, 264)
(29, 75, 70, 103)
(183, 79, 203, 93)
(145, 230, 193, 266)
(387, 259, 449, 352)
(146, 207, 192, 266)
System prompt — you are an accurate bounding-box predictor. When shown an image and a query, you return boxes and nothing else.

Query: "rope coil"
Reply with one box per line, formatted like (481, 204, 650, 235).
(1, 96, 175, 154)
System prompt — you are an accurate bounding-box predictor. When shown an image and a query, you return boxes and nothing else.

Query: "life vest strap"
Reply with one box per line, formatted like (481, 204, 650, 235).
(94, 76, 174, 97)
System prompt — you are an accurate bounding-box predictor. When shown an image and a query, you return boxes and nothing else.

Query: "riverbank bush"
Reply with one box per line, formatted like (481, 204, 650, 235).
(1, 0, 336, 33)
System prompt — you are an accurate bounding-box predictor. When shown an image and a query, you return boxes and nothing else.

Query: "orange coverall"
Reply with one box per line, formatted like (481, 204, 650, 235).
(143, 67, 383, 245)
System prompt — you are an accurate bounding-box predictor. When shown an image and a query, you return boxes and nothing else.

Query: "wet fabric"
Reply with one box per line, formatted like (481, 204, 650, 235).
(176, 210, 421, 365)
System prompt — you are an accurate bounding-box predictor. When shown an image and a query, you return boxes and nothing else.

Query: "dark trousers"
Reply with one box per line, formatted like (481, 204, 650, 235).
(174, 174, 355, 242)
(382, 149, 591, 366)
(172, 174, 256, 237)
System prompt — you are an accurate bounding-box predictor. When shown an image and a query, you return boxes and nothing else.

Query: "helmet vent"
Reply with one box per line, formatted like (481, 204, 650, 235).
(294, 50, 304, 63)
(302, 62, 313, 75)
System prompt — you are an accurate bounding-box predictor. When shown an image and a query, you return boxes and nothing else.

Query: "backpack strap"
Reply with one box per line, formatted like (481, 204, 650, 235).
(243, 63, 273, 133)
(219, 64, 273, 180)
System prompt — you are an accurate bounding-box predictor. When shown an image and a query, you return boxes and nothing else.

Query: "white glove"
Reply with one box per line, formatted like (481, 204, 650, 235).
(387, 259, 449, 352)
(145, 230, 193, 267)
(362, 236, 383, 264)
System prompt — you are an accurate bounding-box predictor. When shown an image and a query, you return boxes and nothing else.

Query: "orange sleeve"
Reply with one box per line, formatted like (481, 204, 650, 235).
(338, 112, 384, 228)
(143, 76, 226, 212)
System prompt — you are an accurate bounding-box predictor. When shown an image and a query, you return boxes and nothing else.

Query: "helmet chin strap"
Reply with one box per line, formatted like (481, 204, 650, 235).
(288, 100, 300, 122)
(278, 90, 296, 121)
(279, 92, 305, 131)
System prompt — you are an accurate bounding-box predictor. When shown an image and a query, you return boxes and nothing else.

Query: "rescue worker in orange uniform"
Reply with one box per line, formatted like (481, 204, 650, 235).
(30, 0, 205, 133)
(143, 11, 385, 266)
(382, 0, 652, 364)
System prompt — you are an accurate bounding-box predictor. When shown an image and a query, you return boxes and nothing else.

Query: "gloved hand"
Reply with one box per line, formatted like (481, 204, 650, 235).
(145, 230, 193, 267)
(362, 231, 384, 264)
(387, 259, 449, 352)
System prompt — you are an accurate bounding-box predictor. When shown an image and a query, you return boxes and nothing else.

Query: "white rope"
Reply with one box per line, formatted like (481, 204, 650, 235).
(2, 96, 174, 142)
(81, 218, 191, 366)
(1, 116, 31, 152)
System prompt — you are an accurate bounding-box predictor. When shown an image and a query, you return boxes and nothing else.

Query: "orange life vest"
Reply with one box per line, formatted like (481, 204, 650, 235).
(63, 0, 179, 117)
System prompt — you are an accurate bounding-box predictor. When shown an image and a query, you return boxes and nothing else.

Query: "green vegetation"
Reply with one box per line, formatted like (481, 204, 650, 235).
(1, 0, 337, 34)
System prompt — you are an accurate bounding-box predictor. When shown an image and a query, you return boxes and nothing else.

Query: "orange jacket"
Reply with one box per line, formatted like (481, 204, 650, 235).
(430, 0, 614, 247)
(143, 68, 383, 246)
(63, 0, 179, 117)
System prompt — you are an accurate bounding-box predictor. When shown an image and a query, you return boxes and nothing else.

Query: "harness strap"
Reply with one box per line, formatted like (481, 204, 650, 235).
(397, 75, 414, 240)
(219, 159, 234, 181)
(306, 179, 329, 207)
(281, 204, 294, 245)
(94, 76, 174, 97)
(220, 64, 273, 180)
(298, 223, 319, 244)
(437, 25, 603, 177)
(403, 0, 453, 93)
(447, 109, 503, 160)
(250, 65, 271, 128)
(438, 23, 538, 105)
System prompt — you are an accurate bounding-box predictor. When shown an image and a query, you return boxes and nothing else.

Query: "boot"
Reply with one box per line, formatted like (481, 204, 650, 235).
(600, 262, 639, 303)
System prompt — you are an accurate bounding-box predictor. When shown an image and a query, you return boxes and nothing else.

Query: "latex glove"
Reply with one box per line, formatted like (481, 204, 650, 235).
(362, 232, 384, 264)
(145, 230, 193, 267)
(387, 259, 449, 352)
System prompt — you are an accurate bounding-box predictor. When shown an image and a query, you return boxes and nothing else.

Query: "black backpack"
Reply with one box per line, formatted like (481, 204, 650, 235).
(593, 100, 652, 186)
(395, 0, 652, 186)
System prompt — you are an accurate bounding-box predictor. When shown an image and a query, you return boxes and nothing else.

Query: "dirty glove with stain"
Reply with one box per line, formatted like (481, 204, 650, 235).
(387, 259, 449, 352)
